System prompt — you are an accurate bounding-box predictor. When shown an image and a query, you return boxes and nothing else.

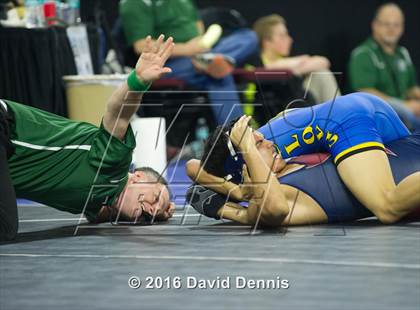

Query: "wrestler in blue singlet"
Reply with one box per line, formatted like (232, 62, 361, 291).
(189, 133, 420, 223)
(258, 92, 410, 165)
(278, 132, 420, 222)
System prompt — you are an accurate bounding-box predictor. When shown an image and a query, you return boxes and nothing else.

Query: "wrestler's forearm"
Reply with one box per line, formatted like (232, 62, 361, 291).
(242, 147, 289, 226)
(185, 159, 246, 201)
(103, 82, 143, 140)
(134, 39, 194, 57)
(105, 34, 174, 139)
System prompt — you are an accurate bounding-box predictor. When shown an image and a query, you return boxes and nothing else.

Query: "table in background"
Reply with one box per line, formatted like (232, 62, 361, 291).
(0, 25, 100, 116)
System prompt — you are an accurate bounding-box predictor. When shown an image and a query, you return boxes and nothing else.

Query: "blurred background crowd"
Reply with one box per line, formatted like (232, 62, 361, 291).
(0, 0, 419, 161)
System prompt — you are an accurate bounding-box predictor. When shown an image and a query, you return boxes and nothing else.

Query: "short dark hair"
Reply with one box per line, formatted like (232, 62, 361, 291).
(134, 166, 170, 196)
(201, 120, 237, 178)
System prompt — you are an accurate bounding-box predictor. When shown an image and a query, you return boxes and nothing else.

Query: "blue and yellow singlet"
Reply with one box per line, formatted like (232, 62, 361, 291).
(258, 92, 410, 165)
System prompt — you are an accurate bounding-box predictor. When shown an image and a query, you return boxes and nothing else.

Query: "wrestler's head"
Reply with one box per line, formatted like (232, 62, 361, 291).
(253, 14, 292, 57)
(372, 3, 404, 47)
(114, 167, 175, 223)
(201, 120, 286, 183)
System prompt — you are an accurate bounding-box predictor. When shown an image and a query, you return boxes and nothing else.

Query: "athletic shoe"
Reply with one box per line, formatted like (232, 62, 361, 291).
(192, 53, 235, 79)
(200, 24, 223, 48)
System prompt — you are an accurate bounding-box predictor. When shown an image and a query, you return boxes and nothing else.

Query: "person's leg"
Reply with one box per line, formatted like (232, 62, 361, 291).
(387, 99, 420, 131)
(205, 74, 243, 124)
(337, 150, 420, 224)
(330, 94, 419, 223)
(164, 57, 241, 124)
(0, 101, 18, 241)
(303, 70, 341, 104)
(218, 202, 251, 224)
(0, 144, 18, 241)
(211, 29, 258, 65)
(165, 57, 205, 81)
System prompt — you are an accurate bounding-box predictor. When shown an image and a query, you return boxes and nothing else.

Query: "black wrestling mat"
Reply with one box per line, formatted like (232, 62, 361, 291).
(1, 205, 419, 310)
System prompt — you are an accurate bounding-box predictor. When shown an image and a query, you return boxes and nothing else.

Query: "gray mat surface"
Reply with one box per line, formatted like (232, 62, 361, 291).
(1, 205, 419, 310)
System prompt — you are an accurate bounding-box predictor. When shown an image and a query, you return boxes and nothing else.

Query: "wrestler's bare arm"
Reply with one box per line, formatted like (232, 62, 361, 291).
(186, 159, 248, 201)
(228, 116, 290, 226)
(186, 160, 328, 226)
(103, 35, 174, 140)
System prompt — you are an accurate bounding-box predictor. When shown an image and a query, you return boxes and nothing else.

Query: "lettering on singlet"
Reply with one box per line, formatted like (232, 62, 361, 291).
(283, 123, 339, 155)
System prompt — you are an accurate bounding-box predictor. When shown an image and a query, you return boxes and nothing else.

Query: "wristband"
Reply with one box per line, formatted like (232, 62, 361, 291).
(127, 70, 151, 92)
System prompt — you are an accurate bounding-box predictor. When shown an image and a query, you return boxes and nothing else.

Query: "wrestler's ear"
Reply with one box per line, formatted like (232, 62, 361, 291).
(132, 170, 146, 182)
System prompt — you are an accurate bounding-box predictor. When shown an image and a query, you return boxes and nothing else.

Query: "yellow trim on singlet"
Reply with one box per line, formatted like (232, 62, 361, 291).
(334, 141, 385, 164)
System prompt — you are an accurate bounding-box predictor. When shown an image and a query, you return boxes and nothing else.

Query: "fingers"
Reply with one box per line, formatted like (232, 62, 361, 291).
(158, 35, 171, 56)
(143, 35, 153, 53)
(241, 115, 252, 126)
(160, 202, 175, 221)
(155, 67, 173, 80)
(153, 34, 165, 53)
(160, 67, 172, 75)
(229, 115, 255, 153)
(242, 164, 251, 183)
(235, 115, 252, 129)
(231, 115, 252, 139)
(143, 34, 174, 59)
(160, 37, 175, 63)
(167, 202, 175, 218)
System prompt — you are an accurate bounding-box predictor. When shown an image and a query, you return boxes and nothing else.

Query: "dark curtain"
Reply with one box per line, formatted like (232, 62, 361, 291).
(0, 26, 77, 116)
(0, 25, 100, 116)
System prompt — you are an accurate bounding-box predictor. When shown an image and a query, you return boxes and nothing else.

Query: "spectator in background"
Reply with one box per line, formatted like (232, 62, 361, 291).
(119, 0, 258, 124)
(348, 2, 420, 130)
(252, 14, 341, 104)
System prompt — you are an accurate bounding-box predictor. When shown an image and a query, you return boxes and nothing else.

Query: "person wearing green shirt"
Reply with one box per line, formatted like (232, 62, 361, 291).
(119, 0, 258, 124)
(0, 35, 175, 241)
(348, 2, 420, 130)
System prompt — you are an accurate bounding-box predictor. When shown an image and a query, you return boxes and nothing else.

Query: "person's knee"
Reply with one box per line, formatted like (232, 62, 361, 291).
(375, 211, 400, 224)
(244, 30, 258, 53)
(259, 212, 283, 227)
(228, 29, 258, 52)
(257, 203, 287, 227)
(368, 196, 401, 224)
(241, 29, 258, 46)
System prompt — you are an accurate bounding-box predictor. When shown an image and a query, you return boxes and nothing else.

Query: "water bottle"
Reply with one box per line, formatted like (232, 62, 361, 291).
(59, 1, 70, 24)
(43, 0, 56, 25)
(37, 0, 46, 26)
(195, 118, 209, 142)
(191, 118, 209, 158)
(25, 0, 43, 28)
(54, 0, 62, 20)
(68, 0, 80, 25)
